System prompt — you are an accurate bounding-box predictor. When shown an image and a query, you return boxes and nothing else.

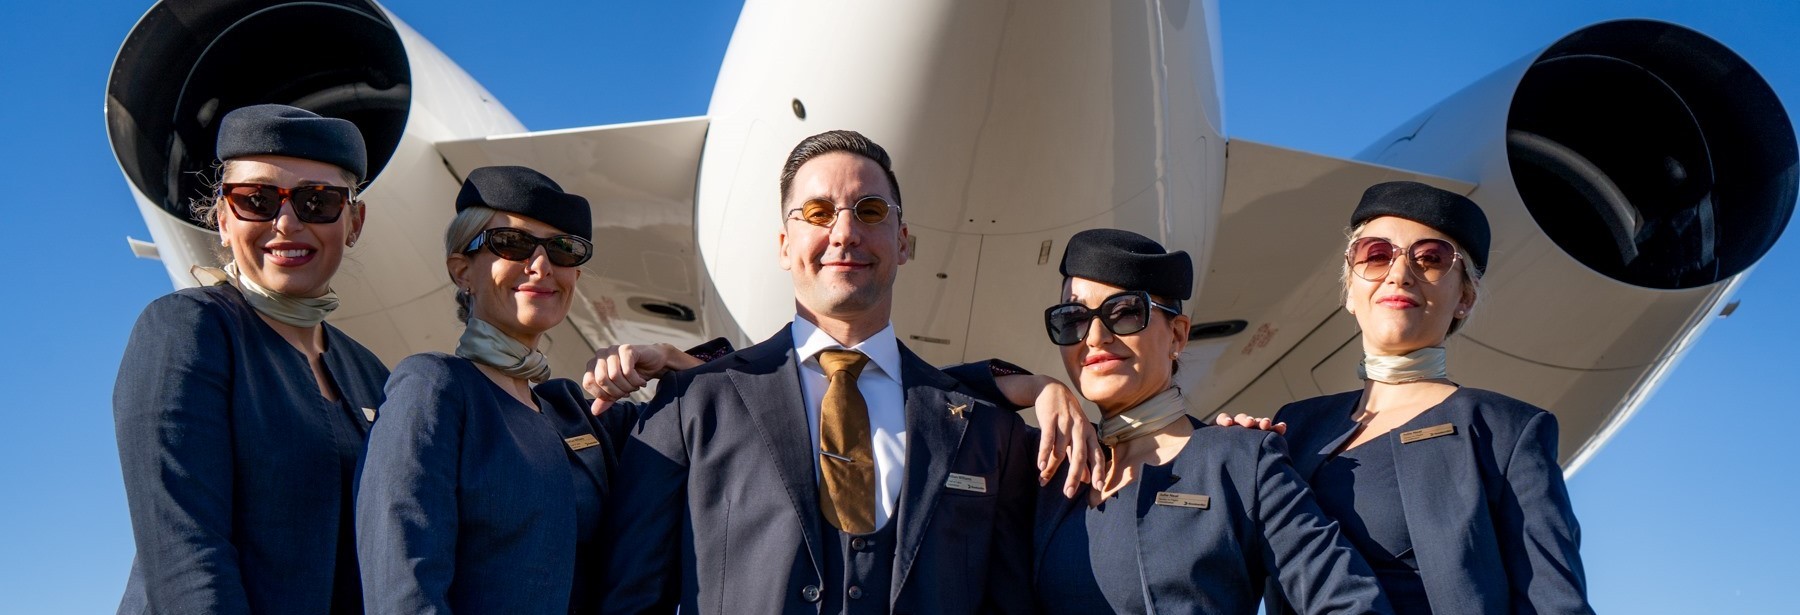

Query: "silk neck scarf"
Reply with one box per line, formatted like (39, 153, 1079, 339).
(456, 316, 552, 383)
(1358, 346, 1449, 384)
(1099, 386, 1189, 447)
(192, 263, 339, 328)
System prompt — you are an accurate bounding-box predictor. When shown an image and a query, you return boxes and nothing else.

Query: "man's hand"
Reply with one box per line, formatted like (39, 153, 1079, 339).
(583, 343, 703, 416)
(1213, 412, 1286, 435)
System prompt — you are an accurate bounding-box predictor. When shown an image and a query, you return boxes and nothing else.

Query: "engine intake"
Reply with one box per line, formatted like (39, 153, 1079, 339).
(1506, 20, 1795, 289)
(106, 0, 411, 226)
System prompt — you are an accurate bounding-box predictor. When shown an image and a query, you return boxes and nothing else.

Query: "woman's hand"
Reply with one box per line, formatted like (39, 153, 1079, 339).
(1213, 412, 1286, 435)
(997, 374, 1103, 498)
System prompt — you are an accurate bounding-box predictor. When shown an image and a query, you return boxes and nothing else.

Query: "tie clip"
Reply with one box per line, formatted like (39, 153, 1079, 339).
(820, 450, 855, 463)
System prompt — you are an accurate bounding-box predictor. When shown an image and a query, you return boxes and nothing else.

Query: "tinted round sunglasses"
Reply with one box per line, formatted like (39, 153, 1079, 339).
(219, 183, 353, 224)
(1044, 291, 1182, 346)
(463, 227, 594, 267)
(1345, 237, 1464, 283)
(785, 195, 900, 227)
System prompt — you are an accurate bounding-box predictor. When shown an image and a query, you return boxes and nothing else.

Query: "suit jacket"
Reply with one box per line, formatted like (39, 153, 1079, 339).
(1270, 388, 1592, 614)
(1034, 417, 1393, 615)
(356, 353, 613, 614)
(113, 285, 388, 615)
(598, 326, 1037, 615)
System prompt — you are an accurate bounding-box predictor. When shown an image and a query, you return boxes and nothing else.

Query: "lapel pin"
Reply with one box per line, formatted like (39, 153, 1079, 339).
(361, 407, 377, 422)
(948, 403, 968, 419)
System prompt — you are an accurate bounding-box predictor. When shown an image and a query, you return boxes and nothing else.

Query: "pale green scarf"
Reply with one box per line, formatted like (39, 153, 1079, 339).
(192, 263, 339, 328)
(456, 317, 552, 382)
(1358, 346, 1449, 384)
(1099, 386, 1189, 447)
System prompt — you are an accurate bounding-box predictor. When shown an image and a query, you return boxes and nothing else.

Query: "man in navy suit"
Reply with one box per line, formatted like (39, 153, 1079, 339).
(598, 130, 1037, 615)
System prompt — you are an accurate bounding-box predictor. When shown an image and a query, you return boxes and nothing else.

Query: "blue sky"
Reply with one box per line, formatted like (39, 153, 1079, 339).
(1, 1, 1794, 612)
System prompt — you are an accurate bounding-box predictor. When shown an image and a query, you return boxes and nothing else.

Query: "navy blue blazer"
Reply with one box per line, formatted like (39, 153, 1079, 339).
(1034, 417, 1394, 614)
(1270, 388, 1592, 614)
(356, 353, 613, 615)
(113, 285, 388, 615)
(597, 327, 1037, 615)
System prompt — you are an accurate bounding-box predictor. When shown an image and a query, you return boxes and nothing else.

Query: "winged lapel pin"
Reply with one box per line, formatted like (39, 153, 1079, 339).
(948, 403, 968, 419)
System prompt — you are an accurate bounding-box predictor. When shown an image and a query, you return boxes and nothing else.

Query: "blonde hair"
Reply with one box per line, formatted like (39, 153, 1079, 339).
(1340, 221, 1484, 335)
(444, 205, 499, 323)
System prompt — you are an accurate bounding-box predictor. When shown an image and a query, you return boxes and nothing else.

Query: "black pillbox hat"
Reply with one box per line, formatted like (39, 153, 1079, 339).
(456, 166, 592, 240)
(216, 104, 368, 181)
(1351, 181, 1491, 270)
(1059, 228, 1193, 302)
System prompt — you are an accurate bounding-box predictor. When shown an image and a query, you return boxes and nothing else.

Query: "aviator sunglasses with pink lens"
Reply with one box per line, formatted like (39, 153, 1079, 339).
(1345, 237, 1464, 283)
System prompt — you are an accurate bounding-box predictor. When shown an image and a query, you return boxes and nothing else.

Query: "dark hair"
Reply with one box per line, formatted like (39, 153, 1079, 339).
(778, 130, 902, 211)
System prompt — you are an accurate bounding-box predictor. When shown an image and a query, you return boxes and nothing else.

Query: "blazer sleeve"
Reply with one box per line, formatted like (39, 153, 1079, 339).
(356, 357, 466, 615)
(981, 414, 1039, 615)
(597, 373, 692, 615)
(112, 294, 252, 614)
(1252, 432, 1396, 615)
(939, 360, 1032, 411)
(1494, 412, 1593, 614)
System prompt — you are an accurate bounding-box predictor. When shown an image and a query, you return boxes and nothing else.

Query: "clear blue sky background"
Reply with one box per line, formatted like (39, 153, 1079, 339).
(1, 1, 1794, 612)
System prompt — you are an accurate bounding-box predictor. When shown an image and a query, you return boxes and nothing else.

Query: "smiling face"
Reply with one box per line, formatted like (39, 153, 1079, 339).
(1345, 216, 1478, 355)
(778, 151, 909, 325)
(447, 212, 582, 347)
(1056, 277, 1190, 416)
(214, 155, 363, 298)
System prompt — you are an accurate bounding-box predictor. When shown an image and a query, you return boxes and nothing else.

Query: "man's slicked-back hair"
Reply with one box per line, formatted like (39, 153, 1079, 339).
(778, 130, 902, 211)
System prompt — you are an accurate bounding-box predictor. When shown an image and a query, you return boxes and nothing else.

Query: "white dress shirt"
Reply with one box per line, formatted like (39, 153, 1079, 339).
(791, 316, 907, 530)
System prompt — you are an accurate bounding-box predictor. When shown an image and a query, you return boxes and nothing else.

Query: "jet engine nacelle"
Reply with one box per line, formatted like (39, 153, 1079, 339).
(1358, 20, 1795, 467)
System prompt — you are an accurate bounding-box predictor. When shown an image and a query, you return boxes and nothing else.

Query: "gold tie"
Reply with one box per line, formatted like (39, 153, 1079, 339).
(817, 349, 876, 534)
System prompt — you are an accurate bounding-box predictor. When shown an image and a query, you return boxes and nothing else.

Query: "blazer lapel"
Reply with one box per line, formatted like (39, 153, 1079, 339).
(1295, 391, 1362, 482)
(727, 327, 827, 578)
(890, 344, 971, 599)
(542, 395, 613, 497)
(1033, 478, 1085, 577)
(1391, 400, 1507, 614)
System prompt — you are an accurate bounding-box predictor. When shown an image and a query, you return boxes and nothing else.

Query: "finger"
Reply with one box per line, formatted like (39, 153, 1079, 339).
(1235, 413, 1258, 427)
(581, 370, 601, 399)
(589, 398, 615, 416)
(1214, 412, 1234, 426)
(1037, 427, 1054, 483)
(1273, 421, 1288, 436)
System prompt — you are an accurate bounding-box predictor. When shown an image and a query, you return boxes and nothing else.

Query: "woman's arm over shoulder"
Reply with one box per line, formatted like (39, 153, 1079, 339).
(357, 353, 469, 614)
(1492, 408, 1594, 614)
(113, 291, 253, 613)
(1249, 431, 1395, 615)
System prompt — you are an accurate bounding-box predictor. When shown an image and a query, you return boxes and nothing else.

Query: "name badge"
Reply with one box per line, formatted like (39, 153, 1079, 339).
(1400, 423, 1456, 444)
(946, 473, 988, 494)
(565, 434, 601, 451)
(1155, 492, 1210, 509)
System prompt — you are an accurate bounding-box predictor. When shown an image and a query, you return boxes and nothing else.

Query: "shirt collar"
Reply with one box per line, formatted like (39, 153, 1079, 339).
(791, 315, 902, 381)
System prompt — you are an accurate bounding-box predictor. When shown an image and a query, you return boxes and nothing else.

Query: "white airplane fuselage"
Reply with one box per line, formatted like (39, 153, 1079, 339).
(109, 0, 1795, 472)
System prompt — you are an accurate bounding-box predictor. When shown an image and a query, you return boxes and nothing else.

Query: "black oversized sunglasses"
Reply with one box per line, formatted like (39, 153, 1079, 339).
(463, 227, 594, 267)
(219, 183, 352, 224)
(1044, 291, 1182, 346)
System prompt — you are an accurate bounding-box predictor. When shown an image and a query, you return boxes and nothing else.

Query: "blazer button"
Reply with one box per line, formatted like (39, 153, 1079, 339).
(848, 585, 865, 600)
(801, 584, 821, 602)
(850, 536, 868, 551)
